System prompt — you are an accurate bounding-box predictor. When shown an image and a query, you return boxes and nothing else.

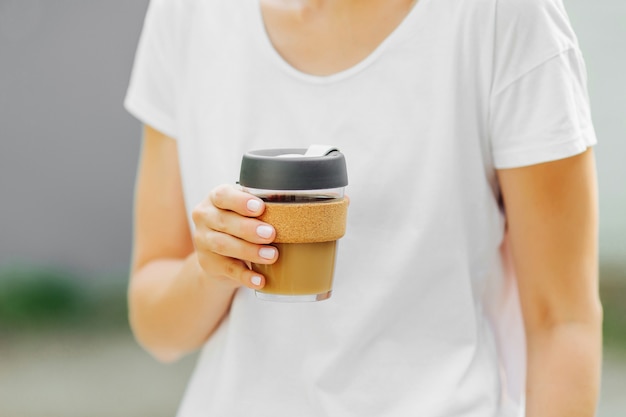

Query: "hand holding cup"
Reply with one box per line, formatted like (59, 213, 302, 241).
(190, 184, 277, 289)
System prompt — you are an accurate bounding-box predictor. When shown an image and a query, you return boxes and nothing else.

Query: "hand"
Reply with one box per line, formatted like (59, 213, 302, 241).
(191, 184, 277, 289)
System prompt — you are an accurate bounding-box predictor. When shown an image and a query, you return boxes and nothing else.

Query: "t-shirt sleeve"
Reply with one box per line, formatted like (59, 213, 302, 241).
(489, 0, 597, 169)
(124, 0, 180, 139)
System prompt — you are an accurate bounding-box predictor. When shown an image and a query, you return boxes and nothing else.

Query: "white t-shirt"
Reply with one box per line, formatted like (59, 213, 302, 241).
(125, 0, 596, 416)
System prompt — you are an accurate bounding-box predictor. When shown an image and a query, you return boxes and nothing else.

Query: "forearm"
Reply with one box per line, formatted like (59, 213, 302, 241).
(497, 150, 602, 415)
(525, 318, 602, 417)
(128, 252, 238, 362)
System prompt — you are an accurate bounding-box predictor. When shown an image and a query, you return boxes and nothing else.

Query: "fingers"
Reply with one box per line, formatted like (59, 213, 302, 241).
(210, 184, 265, 218)
(191, 184, 277, 289)
(193, 228, 278, 265)
(194, 185, 274, 244)
(193, 230, 276, 289)
(194, 204, 275, 245)
(196, 250, 267, 290)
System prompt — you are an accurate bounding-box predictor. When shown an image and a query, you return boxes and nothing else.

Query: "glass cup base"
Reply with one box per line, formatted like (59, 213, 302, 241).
(254, 290, 332, 303)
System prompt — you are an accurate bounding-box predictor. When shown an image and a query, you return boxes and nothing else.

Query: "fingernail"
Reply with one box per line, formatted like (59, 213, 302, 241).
(251, 275, 262, 286)
(247, 199, 262, 212)
(256, 225, 273, 239)
(259, 247, 276, 260)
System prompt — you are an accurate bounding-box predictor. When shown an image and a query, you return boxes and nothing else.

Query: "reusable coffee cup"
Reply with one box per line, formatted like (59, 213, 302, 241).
(239, 145, 349, 302)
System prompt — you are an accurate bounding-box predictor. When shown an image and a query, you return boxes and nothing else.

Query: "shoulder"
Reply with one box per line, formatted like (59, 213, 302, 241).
(144, 0, 231, 27)
(495, 0, 578, 50)
(496, 0, 567, 15)
(491, 0, 580, 88)
(497, 0, 562, 14)
(445, 0, 564, 18)
(144, 0, 201, 20)
(140, 0, 226, 47)
(145, 0, 240, 30)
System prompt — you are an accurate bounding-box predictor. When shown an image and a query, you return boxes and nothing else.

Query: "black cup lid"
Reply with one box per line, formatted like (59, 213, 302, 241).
(239, 147, 348, 190)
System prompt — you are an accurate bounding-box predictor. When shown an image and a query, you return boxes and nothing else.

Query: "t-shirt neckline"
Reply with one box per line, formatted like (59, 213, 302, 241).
(251, 0, 428, 85)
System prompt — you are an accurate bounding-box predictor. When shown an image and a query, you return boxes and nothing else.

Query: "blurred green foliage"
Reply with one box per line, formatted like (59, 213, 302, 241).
(0, 265, 128, 332)
(0, 268, 79, 319)
(600, 264, 626, 349)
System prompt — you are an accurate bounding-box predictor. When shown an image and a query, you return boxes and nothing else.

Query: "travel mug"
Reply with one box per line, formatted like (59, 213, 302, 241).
(239, 145, 349, 302)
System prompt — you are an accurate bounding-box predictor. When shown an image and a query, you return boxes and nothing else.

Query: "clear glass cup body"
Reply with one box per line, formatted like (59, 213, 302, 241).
(243, 187, 344, 202)
(242, 186, 345, 302)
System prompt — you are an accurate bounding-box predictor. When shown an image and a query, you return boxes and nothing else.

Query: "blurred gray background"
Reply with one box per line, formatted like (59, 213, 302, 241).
(0, 1, 624, 416)
(0, 0, 143, 277)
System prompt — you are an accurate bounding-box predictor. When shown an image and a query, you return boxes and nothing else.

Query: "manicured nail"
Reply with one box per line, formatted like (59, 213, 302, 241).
(259, 247, 276, 260)
(247, 199, 262, 212)
(256, 225, 273, 239)
(251, 275, 262, 286)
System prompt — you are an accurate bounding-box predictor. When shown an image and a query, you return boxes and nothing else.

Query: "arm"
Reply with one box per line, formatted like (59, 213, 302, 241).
(497, 148, 602, 416)
(129, 125, 276, 362)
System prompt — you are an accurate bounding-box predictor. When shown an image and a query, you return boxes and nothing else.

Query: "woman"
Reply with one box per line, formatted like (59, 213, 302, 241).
(125, 0, 602, 415)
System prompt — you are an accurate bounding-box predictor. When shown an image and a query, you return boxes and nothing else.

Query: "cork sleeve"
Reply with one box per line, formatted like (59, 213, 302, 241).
(258, 198, 348, 244)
